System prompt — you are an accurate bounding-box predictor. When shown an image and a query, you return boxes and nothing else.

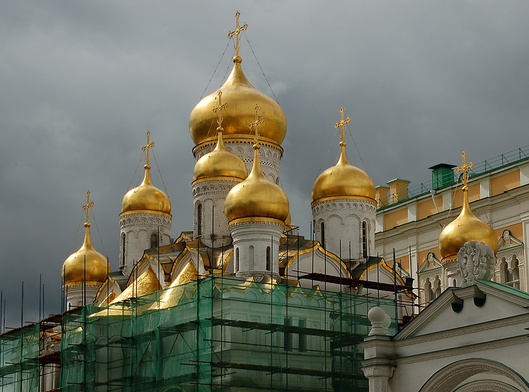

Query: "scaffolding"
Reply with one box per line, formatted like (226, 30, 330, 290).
(1, 276, 396, 391)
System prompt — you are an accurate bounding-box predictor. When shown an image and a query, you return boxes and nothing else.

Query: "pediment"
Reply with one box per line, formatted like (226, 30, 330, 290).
(395, 281, 529, 340)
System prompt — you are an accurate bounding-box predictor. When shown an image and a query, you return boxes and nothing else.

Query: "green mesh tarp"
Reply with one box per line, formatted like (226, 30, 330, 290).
(0, 323, 40, 391)
(58, 277, 396, 391)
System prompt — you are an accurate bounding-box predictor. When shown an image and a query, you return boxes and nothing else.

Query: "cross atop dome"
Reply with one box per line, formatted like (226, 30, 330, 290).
(142, 131, 155, 168)
(249, 104, 264, 144)
(213, 90, 228, 131)
(335, 106, 351, 145)
(228, 11, 248, 58)
(456, 151, 473, 190)
(82, 191, 94, 227)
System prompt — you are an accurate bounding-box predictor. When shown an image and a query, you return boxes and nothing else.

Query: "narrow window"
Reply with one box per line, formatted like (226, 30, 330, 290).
(235, 248, 240, 272)
(249, 246, 254, 270)
(362, 221, 368, 258)
(284, 317, 292, 351)
(121, 233, 126, 266)
(501, 259, 509, 284)
(150, 233, 158, 248)
(320, 222, 325, 249)
(298, 319, 307, 352)
(197, 203, 202, 237)
(266, 246, 271, 271)
(433, 276, 441, 298)
(424, 279, 432, 303)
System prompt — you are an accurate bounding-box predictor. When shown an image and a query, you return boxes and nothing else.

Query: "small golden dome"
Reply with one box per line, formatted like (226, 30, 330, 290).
(439, 189, 498, 262)
(121, 165, 171, 215)
(225, 144, 289, 222)
(193, 132, 248, 182)
(189, 56, 287, 146)
(62, 222, 110, 286)
(312, 142, 375, 203)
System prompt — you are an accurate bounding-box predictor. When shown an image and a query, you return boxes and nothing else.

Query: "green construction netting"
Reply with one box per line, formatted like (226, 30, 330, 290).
(0, 323, 40, 391)
(0, 277, 397, 391)
(59, 277, 395, 392)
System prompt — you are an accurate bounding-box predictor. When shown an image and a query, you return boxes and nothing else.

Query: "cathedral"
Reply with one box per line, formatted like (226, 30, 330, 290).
(2, 12, 529, 392)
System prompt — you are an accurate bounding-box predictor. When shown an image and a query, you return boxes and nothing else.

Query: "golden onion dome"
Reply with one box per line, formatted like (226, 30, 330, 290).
(193, 131, 248, 182)
(439, 188, 498, 262)
(62, 222, 110, 286)
(225, 143, 289, 222)
(121, 164, 171, 215)
(312, 141, 375, 203)
(189, 56, 287, 146)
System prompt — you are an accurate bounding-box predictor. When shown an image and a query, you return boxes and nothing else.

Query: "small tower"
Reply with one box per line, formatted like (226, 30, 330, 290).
(224, 111, 289, 283)
(192, 90, 248, 247)
(439, 151, 498, 288)
(311, 107, 377, 263)
(120, 132, 172, 277)
(62, 192, 110, 309)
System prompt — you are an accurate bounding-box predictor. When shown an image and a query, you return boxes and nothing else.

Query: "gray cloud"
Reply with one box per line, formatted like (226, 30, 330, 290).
(1, 0, 528, 327)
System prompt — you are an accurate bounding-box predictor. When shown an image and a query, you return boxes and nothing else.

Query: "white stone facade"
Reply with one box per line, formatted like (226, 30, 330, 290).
(312, 198, 376, 261)
(194, 140, 283, 184)
(229, 219, 284, 282)
(119, 212, 171, 277)
(192, 180, 239, 247)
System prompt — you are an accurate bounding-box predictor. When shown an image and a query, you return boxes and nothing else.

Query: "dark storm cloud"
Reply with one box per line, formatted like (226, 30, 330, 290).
(1, 0, 528, 327)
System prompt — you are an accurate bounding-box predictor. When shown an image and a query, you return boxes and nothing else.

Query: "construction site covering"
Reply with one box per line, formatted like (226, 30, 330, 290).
(1, 276, 396, 391)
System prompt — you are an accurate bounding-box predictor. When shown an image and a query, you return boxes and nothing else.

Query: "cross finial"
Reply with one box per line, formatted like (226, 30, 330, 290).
(142, 131, 155, 167)
(455, 151, 473, 190)
(213, 90, 228, 131)
(249, 104, 264, 144)
(228, 11, 248, 58)
(334, 106, 351, 144)
(82, 190, 94, 226)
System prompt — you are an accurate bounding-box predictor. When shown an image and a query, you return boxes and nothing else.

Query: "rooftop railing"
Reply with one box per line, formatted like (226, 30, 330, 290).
(378, 145, 529, 210)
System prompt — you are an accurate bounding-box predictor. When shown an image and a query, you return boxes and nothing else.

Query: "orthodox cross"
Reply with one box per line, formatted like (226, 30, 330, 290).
(213, 90, 228, 131)
(249, 104, 264, 143)
(82, 190, 94, 225)
(142, 131, 155, 167)
(455, 151, 473, 189)
(228, 11, 248, 57)
(334, 106, 351, 143)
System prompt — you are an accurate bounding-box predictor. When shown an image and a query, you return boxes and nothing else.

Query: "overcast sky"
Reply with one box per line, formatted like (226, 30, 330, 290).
(1, 1, 528, 329)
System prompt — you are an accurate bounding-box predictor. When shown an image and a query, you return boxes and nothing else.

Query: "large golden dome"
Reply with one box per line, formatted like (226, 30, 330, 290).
(312, 141, 375, 204)
(62, 222, 110, 286)
(189, 56, 287, 146)
(193, 131, 248, 182)
(225, 144, 289, 222)
(439, 189, 497, 262)
(121, 164, 171, 215)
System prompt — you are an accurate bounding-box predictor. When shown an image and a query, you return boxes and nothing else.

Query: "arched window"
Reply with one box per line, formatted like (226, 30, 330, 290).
(197, 203, 202, 237)
(121, 233, 126, 266)
(433, 276, 441, 298)
(424, 279, 432, 303)
(266, 246, 271, 271)
(500, 259, 509, 283)
(320, 222, 325, 249)
(512, 260, 520, 289)
(362, 221, 368, 258)
(235, 248, 240, 272)
(249, 246, 255, 270)
(150, 233, 158, 248)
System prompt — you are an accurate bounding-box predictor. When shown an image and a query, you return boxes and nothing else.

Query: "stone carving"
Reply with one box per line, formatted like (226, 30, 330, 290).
(457, 241, 496, 287)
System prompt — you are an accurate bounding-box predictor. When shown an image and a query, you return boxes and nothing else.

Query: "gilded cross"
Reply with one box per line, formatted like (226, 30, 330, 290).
(142, 131, 155, 166)
(82, 190, 94, 225)
(334, 106, 351, 143)
(455, 151, 473, 189)
(249, 104, 264, 143)
(213, 90, 228, 131)
(228, 11, 248, 58)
